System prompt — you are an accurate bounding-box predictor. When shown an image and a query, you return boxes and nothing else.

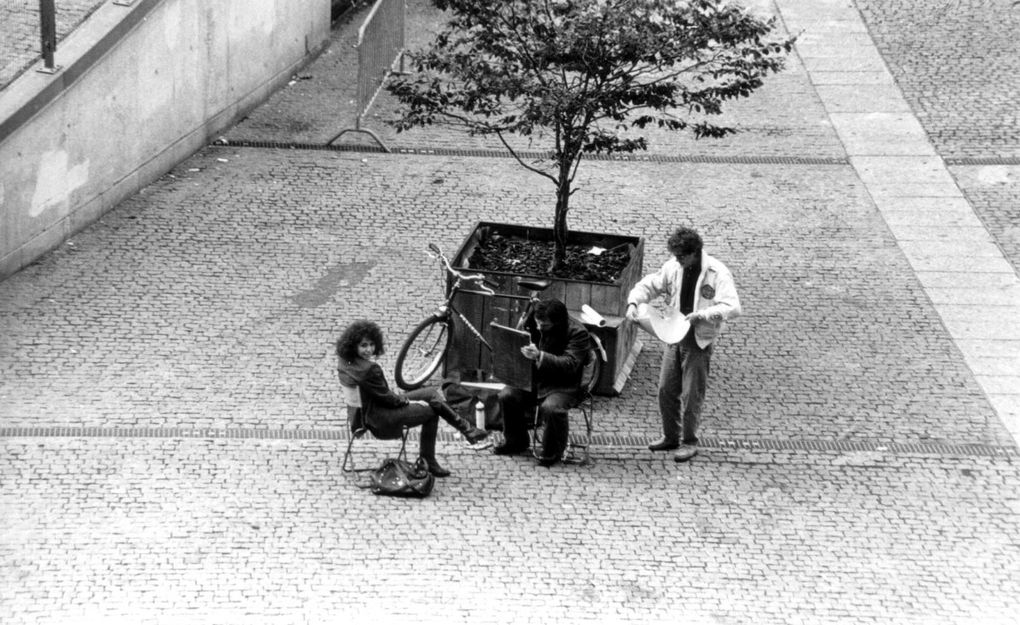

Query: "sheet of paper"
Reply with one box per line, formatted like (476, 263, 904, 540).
(635, 303, 690, 344)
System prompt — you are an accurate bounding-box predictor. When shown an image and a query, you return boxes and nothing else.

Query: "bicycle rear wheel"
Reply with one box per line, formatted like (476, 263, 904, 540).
(395, 315, 452, 390)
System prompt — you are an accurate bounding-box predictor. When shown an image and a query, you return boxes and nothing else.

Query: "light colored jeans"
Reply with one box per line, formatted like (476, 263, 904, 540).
(658, 332, 712, 444)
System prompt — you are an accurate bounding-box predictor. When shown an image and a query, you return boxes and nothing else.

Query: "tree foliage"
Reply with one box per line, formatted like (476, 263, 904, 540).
(388, 0, 794, 270)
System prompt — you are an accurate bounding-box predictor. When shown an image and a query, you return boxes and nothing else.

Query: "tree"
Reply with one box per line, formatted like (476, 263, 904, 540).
(388, 0, 795, 271)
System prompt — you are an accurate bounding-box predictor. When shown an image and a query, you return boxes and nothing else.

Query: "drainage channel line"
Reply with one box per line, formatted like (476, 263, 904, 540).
(1, 426, 1015, 457)
(213, 139, 849, 166)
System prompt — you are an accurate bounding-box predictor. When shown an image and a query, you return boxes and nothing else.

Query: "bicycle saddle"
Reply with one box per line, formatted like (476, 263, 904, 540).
(516, 278, 552, 292)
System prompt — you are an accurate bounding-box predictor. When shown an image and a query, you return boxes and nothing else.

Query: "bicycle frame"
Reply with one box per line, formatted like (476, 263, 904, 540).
(394, 243, 545, 390)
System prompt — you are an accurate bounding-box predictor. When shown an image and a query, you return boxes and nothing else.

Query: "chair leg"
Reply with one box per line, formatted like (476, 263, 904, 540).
(342, 433, 360, 473)
(398, 427, 410, 462)
(564, 402, 593, 465)
(343, 428, 409, 474)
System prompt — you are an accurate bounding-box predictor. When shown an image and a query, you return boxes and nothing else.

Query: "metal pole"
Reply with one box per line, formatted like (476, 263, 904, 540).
(38, 0, 58, 73)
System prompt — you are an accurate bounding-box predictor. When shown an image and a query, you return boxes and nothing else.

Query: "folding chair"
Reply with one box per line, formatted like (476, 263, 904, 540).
(340, 380, 409, 474)
(532, 334, 606, 465)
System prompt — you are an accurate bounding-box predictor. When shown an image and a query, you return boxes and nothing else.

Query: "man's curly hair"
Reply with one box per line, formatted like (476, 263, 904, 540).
(336, 320, 385, 362)
(667, 227, 703, 257)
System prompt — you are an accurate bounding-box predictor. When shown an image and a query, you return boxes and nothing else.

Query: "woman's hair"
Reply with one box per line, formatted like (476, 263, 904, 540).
(336, 320, 385, 361)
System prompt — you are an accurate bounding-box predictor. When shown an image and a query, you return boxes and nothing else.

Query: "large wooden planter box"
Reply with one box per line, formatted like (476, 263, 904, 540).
(446, 221, 644, 395)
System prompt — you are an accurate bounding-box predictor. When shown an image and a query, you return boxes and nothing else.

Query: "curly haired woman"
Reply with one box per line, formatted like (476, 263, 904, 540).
(336, 320, 488, 477)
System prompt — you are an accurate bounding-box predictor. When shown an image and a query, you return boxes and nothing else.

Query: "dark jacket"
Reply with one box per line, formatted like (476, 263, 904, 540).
(337, 357, 411, 438)
(525, 314, 591, 398)
(338, 357, 408, 408)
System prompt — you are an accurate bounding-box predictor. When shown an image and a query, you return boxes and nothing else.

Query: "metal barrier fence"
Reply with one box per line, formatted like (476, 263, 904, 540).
(326, 0, 405, 151)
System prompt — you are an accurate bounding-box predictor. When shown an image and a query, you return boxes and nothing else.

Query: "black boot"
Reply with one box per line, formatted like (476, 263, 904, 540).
(432, 399, 489, 444)
(419, 416, 450, 478)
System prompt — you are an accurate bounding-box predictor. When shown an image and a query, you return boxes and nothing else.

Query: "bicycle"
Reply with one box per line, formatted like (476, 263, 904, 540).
(394, 242, 551, 390)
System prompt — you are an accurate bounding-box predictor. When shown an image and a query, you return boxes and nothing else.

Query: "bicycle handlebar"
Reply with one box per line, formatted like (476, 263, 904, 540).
(427, 243, 497, 295)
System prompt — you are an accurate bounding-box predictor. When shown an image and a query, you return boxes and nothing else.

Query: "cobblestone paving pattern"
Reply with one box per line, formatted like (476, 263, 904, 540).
(1, 438, 1018, 624)
(855, 0, 1020, 273)
(854, 0, 1020, 161)
(1, 149, 1011, 447)
(950, 165, 1020, 272)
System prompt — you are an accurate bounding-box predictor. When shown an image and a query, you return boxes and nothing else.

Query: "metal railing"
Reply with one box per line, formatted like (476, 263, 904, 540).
(38, 0, 59, 72)
(326, 0, 405, 151)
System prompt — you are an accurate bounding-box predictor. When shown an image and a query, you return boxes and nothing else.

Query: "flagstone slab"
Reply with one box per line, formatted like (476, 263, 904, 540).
(975, 375, 1020, 395)
(955, 339, 1020, 361)
(830, 113, 937, 156)
(852, 157, 958, 186)
(906, 255, 1016, 274)
(897, 239, 1005, 259)
(881, 210, 985, 228)
(815, 85, 912, 113)
(794, 42, 888, 66)
(988, 394, 1020, 418)
(916, 272, 1019, 289)
(883, 224, 992, 242)
(866, 183, 963, 198)
(964, 357, 1020, 378)
(925, 286, 1020, 307)
(937, 315, 1020, 340)
(808, 71, 896, 86)
(800, 55, 891, 73)
(872, 196, 974, 213)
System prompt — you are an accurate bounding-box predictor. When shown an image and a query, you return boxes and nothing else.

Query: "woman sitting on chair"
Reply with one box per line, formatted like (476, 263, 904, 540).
(336, 320, 488, 477)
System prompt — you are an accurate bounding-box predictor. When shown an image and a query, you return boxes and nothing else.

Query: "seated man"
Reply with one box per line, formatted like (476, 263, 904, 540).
(493, 298, 591, 467)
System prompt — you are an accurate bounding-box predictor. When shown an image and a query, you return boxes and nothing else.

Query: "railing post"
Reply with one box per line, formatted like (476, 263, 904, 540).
(37, 0, 60, 74)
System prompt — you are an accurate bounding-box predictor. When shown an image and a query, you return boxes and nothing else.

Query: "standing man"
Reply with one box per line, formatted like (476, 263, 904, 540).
(493, 299, 591, 467)
(626, 226, 741, 462)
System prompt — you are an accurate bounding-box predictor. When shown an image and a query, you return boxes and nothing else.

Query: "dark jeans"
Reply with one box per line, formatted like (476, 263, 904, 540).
(369, 387, 440, 461)
(498, 386, 578, 458)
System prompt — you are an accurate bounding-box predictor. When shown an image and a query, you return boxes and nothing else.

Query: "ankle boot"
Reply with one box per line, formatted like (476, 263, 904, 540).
(425, 458, 451, 478)
(433, 400, 488, 444)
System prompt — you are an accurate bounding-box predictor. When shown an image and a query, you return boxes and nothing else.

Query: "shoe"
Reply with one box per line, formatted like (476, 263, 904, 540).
(493, 442, 529, 456)
(537, 455, 560, 468)
(648, 437, 679, 452)
(673, 446, 698, 463)
(427, 462, 451, 478)
(463, 427, 489, 445)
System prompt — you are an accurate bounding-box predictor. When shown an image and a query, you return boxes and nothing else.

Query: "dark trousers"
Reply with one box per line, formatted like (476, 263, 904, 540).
(368, 387, 474, 462)
(498, 387, 577, 458)
(658, 332, 712, 444)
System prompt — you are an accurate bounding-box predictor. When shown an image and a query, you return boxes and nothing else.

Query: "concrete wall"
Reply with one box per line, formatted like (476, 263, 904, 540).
(0, 0, 331, 280)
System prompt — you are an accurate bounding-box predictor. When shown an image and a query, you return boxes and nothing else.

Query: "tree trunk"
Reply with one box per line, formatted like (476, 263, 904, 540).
(551, 158, 573, 272)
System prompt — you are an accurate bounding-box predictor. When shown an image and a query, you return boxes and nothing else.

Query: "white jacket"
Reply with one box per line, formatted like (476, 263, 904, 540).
(628, 251, 741, 348)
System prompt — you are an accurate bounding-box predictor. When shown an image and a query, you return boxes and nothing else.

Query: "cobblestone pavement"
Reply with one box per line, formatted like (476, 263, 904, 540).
(2, 0, 1019, 623)
(854, 0, 1020, 275)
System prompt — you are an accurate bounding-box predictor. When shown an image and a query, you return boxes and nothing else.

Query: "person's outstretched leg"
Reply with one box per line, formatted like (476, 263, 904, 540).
(374, 398, 449, 477)
(433, 400, 489, 443)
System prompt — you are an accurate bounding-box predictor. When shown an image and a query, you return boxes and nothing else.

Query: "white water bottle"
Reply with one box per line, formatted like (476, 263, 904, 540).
(474, 400, 486, 430)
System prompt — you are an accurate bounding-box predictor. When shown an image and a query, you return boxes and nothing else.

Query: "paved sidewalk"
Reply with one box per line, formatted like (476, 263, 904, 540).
(1, 0, 1019, 623)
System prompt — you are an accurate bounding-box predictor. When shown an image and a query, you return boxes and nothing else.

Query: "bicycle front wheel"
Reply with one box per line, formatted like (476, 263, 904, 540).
(395, 315, 452, 390)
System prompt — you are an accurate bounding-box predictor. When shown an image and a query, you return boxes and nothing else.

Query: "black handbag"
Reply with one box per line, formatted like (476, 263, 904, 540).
(368, 457, 435, 498)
